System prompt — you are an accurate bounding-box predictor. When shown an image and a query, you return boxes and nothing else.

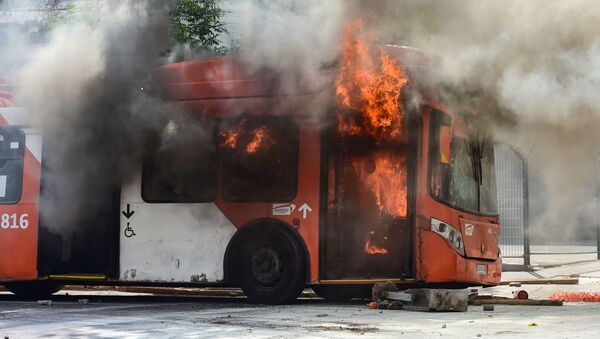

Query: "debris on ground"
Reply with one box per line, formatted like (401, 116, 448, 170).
(61, 285, 319, 298)
(475, 297, 562, 306)
(483, 305, 494, 311)
(549, 292, 600, 302)
(369, 282, 469, 312)
(387, 301, 403, 310)
(372, 282, 399, 303)
(500, 277, 579, 285)
(470, 288, 561, 306)
(78, 299, 90, 304)
(512, 290, 529, 299)
(37, 300, 53, 306)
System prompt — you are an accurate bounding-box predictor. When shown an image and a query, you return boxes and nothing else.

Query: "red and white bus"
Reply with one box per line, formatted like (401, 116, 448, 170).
(0, 46, 501, 304)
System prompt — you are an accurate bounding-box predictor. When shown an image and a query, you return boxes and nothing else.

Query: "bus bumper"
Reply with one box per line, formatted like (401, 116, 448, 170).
(419, 232, 502, 286)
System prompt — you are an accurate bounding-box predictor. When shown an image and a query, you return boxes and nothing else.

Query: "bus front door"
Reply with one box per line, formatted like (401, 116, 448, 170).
(323, 140, 411, 280)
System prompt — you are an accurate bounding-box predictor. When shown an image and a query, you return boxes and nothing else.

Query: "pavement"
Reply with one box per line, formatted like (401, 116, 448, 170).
(3, 260, 600, 338)
(1, 288, 600, 338)
(502, 259, 600, 282)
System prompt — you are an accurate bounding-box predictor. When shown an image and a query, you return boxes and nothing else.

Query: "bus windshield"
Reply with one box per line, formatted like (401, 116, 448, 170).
(430, 109, 498, 215)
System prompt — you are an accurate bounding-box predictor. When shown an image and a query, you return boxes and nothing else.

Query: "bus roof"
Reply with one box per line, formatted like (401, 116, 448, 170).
(154, 47, 439, 103)
(153, 56, 280, 101)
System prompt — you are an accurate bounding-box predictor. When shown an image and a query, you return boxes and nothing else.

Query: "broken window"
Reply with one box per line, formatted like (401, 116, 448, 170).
(220, 116, 299, 202)
(429, 109, 498, 214)
(142, 119, 219, 203)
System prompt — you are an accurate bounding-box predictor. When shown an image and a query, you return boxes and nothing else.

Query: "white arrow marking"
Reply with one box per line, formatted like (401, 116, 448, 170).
(298, 203, 312, 219)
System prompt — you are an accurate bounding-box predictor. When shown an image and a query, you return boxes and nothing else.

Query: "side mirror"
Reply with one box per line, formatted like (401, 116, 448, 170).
(439, 125, 452, 164)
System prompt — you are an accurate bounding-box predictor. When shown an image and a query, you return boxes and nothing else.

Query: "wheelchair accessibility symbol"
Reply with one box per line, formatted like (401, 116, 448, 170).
(124, 222, 136, 238)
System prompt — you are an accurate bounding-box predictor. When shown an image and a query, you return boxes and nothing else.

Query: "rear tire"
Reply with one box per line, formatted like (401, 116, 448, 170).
(312, 284, 372, 301)
(4, 281, 64, 299)
(235, 224, 306, 304)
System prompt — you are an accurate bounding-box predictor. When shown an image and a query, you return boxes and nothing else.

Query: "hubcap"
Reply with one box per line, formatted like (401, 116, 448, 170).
(251, 247, 283, 286)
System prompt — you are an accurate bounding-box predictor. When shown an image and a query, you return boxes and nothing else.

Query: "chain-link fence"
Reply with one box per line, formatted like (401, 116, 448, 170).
(495, 143, 600, 266)
(527, 169, 599, 256)
(495, 144, 527, 258)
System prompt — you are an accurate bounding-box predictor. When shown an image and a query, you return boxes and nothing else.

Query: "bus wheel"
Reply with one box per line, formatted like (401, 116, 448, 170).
(312, 284, 372, 301)
(235, 225, 306, 304)
(3, 281, 64, 300)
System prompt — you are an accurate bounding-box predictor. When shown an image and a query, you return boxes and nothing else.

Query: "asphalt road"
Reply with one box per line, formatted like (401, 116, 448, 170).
(1, 290, 600, 338)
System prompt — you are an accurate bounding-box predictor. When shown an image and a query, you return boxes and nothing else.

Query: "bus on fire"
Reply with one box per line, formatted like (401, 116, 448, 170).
(0, 45, 501, 304)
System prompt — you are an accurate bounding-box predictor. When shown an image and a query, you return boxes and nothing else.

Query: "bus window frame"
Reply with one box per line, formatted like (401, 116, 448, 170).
(141, 115, 301, 204)
(0, 126, 25, 205)
(427, 107, 499, 217)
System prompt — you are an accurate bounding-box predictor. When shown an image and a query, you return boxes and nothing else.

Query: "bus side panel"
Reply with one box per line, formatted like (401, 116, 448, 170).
(214, 124, 322, 282)
(119, 172, 237, 283)
(0, 130, 42, 281)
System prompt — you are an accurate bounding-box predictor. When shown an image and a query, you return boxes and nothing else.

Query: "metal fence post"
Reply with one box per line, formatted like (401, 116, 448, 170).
(597, 153, 600, 260)
(523, 158, 531, 267)
(597, 221, 600, 260)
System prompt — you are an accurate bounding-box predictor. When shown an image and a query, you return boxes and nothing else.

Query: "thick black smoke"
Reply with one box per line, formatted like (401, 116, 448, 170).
(14, 0, 176, 233)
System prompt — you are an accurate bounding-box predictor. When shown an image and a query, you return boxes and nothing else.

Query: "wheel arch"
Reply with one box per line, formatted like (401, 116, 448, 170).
(223, 218, 311, 285)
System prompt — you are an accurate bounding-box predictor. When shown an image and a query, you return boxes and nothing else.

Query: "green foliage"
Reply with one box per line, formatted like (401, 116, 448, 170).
(171, 0, 227, 55)
(43, 2, 76, 29)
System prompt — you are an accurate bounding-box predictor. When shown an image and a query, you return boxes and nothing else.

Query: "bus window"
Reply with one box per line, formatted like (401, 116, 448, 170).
(142, 120, 219, 203)
(220, 117, 298, 202)
(429, 109, 498, 214)
(479, 140, 498, 214)
(0, 127, 25, 204)
(448, 137, 479, 212)
(429, 109, 452, 201)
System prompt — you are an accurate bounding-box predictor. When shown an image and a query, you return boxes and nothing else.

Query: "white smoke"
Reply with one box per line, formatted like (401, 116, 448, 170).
(231, 0, 600, 243)
(234, 0, 345, 122)
(397, 1, 600, 242)
(5, 0, 600, 245)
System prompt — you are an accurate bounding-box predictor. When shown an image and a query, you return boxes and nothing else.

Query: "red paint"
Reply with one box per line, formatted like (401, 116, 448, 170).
(0, 98, 41, 281)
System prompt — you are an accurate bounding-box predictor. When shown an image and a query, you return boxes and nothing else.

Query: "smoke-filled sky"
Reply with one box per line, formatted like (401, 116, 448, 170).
(2, 0, 175, 233)
(231, 0, 600, 240)
(368, 0, 600, 239)
(2, 0, 600, 240)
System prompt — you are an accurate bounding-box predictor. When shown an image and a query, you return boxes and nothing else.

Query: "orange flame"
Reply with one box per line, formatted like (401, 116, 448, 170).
(219, 120, 274, 154)
(364, 230, 389, 255)
(219, 119, 245, 150)
(335, 20, 409, 143)
(352, 152, 407, 218)
(335, 20, 409, 256)
(246, 126, 273, 153)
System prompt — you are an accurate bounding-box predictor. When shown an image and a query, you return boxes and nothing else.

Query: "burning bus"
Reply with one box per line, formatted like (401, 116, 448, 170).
(0, 39, 501, 303)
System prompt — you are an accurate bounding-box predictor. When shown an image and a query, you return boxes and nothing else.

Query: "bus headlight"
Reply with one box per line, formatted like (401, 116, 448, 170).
(455, 237, 462, 250)
(431, 218, 465, 256)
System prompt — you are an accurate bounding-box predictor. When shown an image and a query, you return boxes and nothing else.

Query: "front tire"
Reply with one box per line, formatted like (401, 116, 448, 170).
(4, 281, 63, 299)
(235, 224, 306, 304)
